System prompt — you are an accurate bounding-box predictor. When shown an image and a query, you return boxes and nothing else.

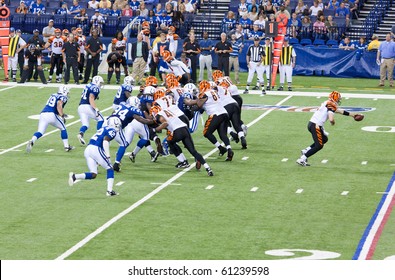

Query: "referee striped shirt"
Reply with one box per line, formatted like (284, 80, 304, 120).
(247, 44, 265, 62)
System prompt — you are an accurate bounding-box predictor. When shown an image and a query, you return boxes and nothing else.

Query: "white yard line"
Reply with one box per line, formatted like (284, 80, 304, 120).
(55, 95, 294, 260)
(205, 185, 214, 190)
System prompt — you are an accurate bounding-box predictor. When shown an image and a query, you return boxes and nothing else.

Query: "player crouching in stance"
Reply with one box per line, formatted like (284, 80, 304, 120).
(296, 91, 363, 166)
(69, 117, 122, 196)
(150, 105, 214, 176)
(26, 86, 74, 152)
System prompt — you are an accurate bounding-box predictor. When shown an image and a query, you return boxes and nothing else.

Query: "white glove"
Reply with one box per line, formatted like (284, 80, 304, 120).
(95, 108, 100, 117)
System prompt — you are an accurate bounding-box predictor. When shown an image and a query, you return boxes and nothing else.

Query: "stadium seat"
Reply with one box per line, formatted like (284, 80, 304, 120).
(300, 38, 312, 46)
(37, 14, 54, 31)
(317, 45, 329, 48)
(24, 14, 39, 34)
(103, 16, 119, 37)
(65, 14, 79, 31)
(47, 2, 60, 8)
(313, 39, 325, 46)
(326, 39, 338, 47)
(11, 14, 25, 31)
(323, 9, 335, 17)
(119, 16, 131, 30)
(53, 14, 66, 30)
(289, 37, 299, 45)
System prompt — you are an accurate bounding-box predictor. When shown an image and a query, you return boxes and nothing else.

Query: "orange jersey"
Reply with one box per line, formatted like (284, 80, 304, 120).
(112, 37, 126, 51)
(48, 36, 67, 54)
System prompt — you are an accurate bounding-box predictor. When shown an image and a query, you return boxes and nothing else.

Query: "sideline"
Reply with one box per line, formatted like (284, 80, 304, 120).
(55, 95, 293, 260)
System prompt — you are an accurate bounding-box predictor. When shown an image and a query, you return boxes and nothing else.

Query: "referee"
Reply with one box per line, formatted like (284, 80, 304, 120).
(214, 33, 232, 76)
(83, 29, 103, 84)
(244, 37, 266, 95)
(62, 33, 80, 85)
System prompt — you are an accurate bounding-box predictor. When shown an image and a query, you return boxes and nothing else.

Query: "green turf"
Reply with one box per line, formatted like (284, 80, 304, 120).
(0, 79, 394, 260)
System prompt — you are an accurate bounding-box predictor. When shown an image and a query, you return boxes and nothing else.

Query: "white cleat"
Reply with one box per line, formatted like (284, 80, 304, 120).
(296, 158, 310, 167)
(77, 134, 86, 145)
(26, 140, 33, 153)
(106, 190, 119, 197)
(68, 172, 75, 186)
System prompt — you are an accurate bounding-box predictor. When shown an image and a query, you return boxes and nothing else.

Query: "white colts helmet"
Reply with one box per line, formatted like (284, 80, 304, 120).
(124, 76, 134, 86)
(127, 96, 140, 108)
(58, 85, 70, 96)
(92, 76, 104, 88)
(143, 86, 156, 96)
(183, 83, 197, 95)
(107, 117, 122, 132)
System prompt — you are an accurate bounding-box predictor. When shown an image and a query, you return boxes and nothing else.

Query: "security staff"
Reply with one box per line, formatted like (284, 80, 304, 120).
(214, 33, 232, 76)
(183, 33, 200, 83)
(83, 29, 103, 84)
(62, 33, 80, 85)
(18, 45, 47, 84)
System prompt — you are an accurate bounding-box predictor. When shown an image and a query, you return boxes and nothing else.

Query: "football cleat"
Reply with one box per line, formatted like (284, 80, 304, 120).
(225, 150, 234, 161)
(206, 167, 214, 176)
(68, 172, 76, 186)
(113, 162, 121, 172)
(77, 133, 86, 145)
(241, 124, 248, 136)
(106, 190, 119, 197)
(26, 140, 33, 153)
(218, 146, 227, 157)
(150, 151, 159, 162)
(266, 86, 271, 90)
(241, 136, 247, 149)
(129, 152, 136, 163)
(243, 89, 249, 94)
(252, 86, 259, 90)
(277, 86, 284, 91)
(288, 87, 292, 91)
(296, 158, 310, 166)
(176, 160, 190, 168)
(64, 146, 75, 152)
(261, 89, 266, 95)
(195, 160, 201, 170)
(230, 131, 239, 143)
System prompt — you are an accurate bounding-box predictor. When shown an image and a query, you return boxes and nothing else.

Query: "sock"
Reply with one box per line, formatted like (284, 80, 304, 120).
(237, 131, 245, 138)
(203, 163, 210, 169)
(226, 145, 232, 150)
(214, 142, 221, 148)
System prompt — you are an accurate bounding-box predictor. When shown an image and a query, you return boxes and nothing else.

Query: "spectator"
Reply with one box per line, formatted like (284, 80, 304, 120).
(88, 0, 100, 9)
(313, 15, 326, 40)
(122, 4, 133, 16)
(198, 31, 213, 82)
(229, 34, 243, 84)
(300, 16, 311, 39)
(15, 1, 28, 14)
(368, 34, 380, 51)
(295, 0, 307, 16)
(248, 0, 259, 12)
(113, 0, 128, 10)
(355, 36, 367, 60)
(172, 4, 185, 33)
(164, 2, 174, 17)
(248, 5, 259, 21)
(129, 0, 140, 11)
(83, 29, 103, 83)
(377, 33, 395, 87)
(131, 33, 149, 85)
(283, 0, 293, 15)
(99, 0, 112, 9)
(343, 0, 358, 20)
(69, 0, 82, 15)
(158, 10, 173, 27)
(222, 11, 237, 33)
(57, 3, 69, 15)
(264, 0, 276, 16)
(99, 1, 112, 17)
(339, 36, 355, 50)
(42, 20, 55, 43)
(183, 33, 200, 83)
(309, 0, 322, 17)
(30, 0, 46, 14)
(75, 8, 89, 34)
(326, 0, 339, 10)
(238, 0, 249, 18)
(248, 24, 264, 41)
(184, 0, 195, 13)
(325, 15, 338, 40)
(147, 9, 159, 31)
(180, 3, 194, 32)
(215, 33, 233, 76)
(140, 2, 149, 17)
(288, 12, 302, 38)
(110, 5, 121, 17)
(165, 0, 178, 10)
(239, 13, 253, 35)
(254, 13, 267, 32)
(301, 8, 311, 18)
(90, 9, 105, 36)
(154, 3, 164, 16)
(335, 2, 350, 26)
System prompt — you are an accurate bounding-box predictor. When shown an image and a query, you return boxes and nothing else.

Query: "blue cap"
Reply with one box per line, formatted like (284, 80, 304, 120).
(16, 29, 21, 33)
(33, 29, 39, 33)
(10, 27, 15, 32)
(95, 9, 99, 12)
(254, 36, 260, 41)
(265, 37, 270, 40)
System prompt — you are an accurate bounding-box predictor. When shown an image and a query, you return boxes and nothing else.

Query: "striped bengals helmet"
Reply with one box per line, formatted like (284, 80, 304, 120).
(329, 91, 342, 105)
(167, 78, 179, 89)
(199, 80, 211, 93)
(145, 76, 158, 87)
(150, 105, 161, 117)
(212, 70, 224, 83)
(154, 88, 166, 101)
(162, 50, 173, 62)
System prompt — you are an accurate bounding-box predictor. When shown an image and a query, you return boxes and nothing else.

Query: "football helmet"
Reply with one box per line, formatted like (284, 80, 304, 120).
(92, 76, 104, 88)
(150, 105, 161, 117)
(62, 29, 69, 36)
(167, 78, 179, 89)
(107, 117, 122, 132)
(212, 70, 224, 82)
(165, 73, 177, 82)
(329, 91, 342, 105)
(154, 88, 166, 101)
(184, 83, 198, 95)
(127, 96, 141, 108)
(55, 28, 62, 38)
(144, 85, 156, 96)
(124, 76, 134, 86)
(162, 50, 172, 62)
(145, 76, 158, 87)
(142, 21, 150, 28)
(199, 80, 211, 93)
(28, 44, 36, 52)
(58, 85, 70, 96)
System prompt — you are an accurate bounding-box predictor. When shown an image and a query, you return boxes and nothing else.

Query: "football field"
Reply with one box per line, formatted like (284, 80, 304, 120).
(0, 81, 395, 262)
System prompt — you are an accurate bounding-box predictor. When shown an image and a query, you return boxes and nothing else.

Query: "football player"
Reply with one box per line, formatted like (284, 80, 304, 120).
(68, 117, 122, 196)
(26, 86, 74, 152)
(44, 28, 66, 83)
(161, 50, 190, 86)
(296, 91, 359, 166)
(112, 76, 134, 110)
(76, 27, 86, 81)
(77, 76, 105, 145)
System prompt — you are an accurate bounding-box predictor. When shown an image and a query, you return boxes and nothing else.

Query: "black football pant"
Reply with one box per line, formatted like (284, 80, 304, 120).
(64, 57, 79, 83)
(84, 55, 100, 82)
(203, 113, 230, 146)
(305, 121, 328, 158)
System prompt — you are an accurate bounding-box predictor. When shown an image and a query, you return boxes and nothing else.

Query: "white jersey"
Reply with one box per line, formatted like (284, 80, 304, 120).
(158, 108, 187, 133)
(167, 59, 190, 77)
(167, 87, 185, 103)
(310, 100, 337, 127)
(154, 95, 174, 109)
(48, 36, 67, 55)
(77, 35, 86, 54)
(217, 86, 237, 106)
(199, 89, 227, 116)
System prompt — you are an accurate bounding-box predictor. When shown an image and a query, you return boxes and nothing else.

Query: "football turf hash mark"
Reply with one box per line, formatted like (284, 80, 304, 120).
(205, 185, 214, 190)
(55, 95, 294, 260)
(115, 181, 125, 186)
(250, 187, 259, 192)
(296, 189, 304, 194)
(26, 178, 37, 183)
(281, 158, 288, 162)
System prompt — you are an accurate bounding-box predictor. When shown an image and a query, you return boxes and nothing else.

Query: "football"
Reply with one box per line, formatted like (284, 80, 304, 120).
(354, 114, 364, 121)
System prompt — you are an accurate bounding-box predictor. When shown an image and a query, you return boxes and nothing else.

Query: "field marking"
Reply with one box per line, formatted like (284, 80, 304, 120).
(341, 191, 349, 196)
(0, 106, 114, 156)
(55, 95, 294, 260)
(376, 192, 388, 195)
(353, 172, 395, 260)
(44, 149, 54, 153)
(241, 156, 249, 160)
(281, 158, 288, 162)
(26, 178, 37, 183)
(361, 161, 368, 165)
(296, 188, 304, 194)
(0, 85, 17, 92)
(250, 187, 259, 192)
(150, 182, 182, 186)
(205, 185, 214, 190)
(321, 159, 328, 164)
(115, 181, 125, 186)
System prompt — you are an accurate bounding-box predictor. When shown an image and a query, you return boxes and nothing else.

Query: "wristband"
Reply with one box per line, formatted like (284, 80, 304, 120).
(343, 111, 350, 116)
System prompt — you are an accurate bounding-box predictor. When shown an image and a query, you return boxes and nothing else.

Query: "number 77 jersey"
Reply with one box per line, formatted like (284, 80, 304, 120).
(199, 89, 227, 116)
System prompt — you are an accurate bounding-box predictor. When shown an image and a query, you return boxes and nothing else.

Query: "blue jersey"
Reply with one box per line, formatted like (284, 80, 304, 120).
(178, 93, 196, 120)
(41, 93, 68, 115)
(139, 94, 154, 113)
(130, 1, 141, 11)
(112, 103, 144, 129)
(79, 83, 101, 105)
(30, 3, 46, 14)
(113, 84, 133, 106)
(89, 126, 117, 147)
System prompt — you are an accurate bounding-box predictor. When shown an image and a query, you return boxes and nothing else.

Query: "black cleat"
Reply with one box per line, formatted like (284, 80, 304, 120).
(243, 89, 249, 94)
(176, 160, 190, 168)
(113, 162, 121, 172)
(150, 151, 159, 162)
(218, 146, 227, 156)
(230, 131, 239, 143)
(277, 86, 284, 91)
(206, 167, 214, 176)
(252, 86, 259, 90)
(261, 89, 266, 95)
(129, 152, 136, 162)
(225, 149, 234, 161)
(266, 86, 271, 90)
(241, 136, 247, 149)
(106, 190, 119, 197)
(288, 87, 292, 91)
(64, 146, 75, 152)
